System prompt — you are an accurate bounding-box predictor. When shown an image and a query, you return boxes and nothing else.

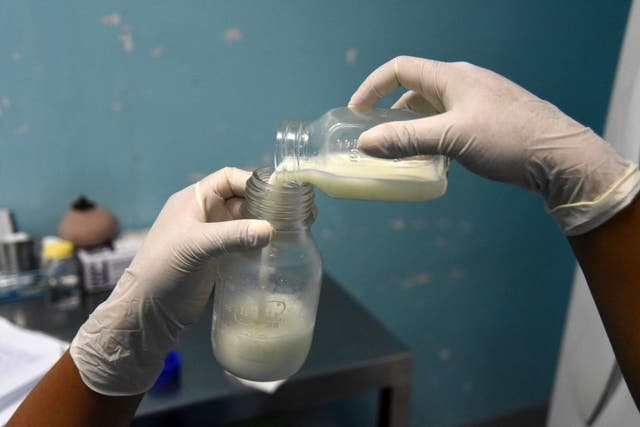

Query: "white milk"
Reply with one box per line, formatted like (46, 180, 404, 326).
(271, 153, 447, 202)
(212, 294, 315, 382)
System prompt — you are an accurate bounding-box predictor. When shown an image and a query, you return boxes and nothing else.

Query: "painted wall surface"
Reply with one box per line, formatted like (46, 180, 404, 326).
(0, 1, 630, 426)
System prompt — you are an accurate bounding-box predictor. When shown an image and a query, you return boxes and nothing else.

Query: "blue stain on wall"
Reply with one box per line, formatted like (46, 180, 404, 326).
(0, 1, 631, 426)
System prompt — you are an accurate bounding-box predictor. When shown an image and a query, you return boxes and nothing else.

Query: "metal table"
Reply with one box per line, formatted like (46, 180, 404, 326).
(0, 275, 413, 427)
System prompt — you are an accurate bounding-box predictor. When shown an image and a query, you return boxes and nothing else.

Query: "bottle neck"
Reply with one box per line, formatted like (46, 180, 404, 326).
(243, 166, 315, 231)
(274, 120, 310, 171)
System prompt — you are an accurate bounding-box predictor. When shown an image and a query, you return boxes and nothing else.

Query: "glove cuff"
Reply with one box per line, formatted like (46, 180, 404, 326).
(546, 163, 640, 236)
(70, 332, 165, 397)
(69, 270, 180, 396)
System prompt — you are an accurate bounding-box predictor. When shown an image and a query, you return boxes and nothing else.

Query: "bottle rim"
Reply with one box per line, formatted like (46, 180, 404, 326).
(274, 121, 310, 171)
(243, 166, 315, 230)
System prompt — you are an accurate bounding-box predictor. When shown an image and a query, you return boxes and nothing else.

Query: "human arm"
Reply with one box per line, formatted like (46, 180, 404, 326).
(8, 351, 142, 427)
(8, 167, 273, 426)
(349, 56, 640, 236)
(568, 195, 640, 407)
(349, 56, 640, 405)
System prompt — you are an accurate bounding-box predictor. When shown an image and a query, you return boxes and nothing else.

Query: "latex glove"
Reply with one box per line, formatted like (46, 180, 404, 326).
(70, 167, 273, 396)
(349, 56, 640, 235)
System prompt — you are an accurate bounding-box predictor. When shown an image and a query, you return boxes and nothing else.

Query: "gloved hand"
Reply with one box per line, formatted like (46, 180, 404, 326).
(69, 167, 273, 396)
(349, 56, 640, 235)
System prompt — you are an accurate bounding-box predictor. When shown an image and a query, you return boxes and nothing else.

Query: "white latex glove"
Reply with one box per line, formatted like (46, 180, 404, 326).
(349, 56, 640, 235)
(70, 167, 273, 396)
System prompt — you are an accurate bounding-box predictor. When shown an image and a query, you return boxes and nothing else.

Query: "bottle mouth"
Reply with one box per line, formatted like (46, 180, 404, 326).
(243, 166, 315, 229)
(274, 121, 309, 171)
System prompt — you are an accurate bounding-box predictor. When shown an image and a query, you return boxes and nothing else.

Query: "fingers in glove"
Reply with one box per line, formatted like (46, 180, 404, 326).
(358, 113, 459, 158)
(197, 167, 252, 221)
(349, 56, 446, 111)
(194, 219, 273, 258)
(199, 167, 251, 200)
(225, 197, 244, 220)
(392, 90, 441, 115)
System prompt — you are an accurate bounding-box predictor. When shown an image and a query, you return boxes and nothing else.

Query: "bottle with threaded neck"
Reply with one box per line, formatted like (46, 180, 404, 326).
(273, 107, 449, 202)
(211, 167, 322, 383)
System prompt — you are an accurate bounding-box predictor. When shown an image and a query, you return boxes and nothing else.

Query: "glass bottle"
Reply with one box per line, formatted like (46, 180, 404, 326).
(211, 167, 322, 383)
(273, 106, 449, 202)
(42, 240, 81, 310)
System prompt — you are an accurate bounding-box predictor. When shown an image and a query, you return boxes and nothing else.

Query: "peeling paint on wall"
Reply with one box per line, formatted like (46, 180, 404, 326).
(345, 48, 358, 64)
(0, 97, 11, 117)
(15, 124, 30, 135)
(118, 24, 134, 53)
(150, 47, 164, 58)
(100, 13, 133, 54)
(223, 28, 243, 43)
(434, 236, 447, 248)
(401, 271, 431, 288)
(438, 347, 452, 361)
(11, 52, 23, 62)
(459, 220, 473, 233)
(390, 217, 406, 231)
(448, 268, 465, 280)
(101, 13, 122, 27)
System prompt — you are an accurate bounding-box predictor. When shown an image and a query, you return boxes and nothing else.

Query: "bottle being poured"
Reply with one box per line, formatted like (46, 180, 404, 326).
(270, 107, 449, 202)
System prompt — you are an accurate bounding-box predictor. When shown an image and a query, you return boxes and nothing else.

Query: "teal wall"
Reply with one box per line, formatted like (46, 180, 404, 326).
(0, 1, 631, 426)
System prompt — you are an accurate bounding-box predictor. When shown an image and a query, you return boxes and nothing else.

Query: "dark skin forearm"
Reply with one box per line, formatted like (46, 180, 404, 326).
(7, 351, 143, 427)
(569, 195, 640, 408)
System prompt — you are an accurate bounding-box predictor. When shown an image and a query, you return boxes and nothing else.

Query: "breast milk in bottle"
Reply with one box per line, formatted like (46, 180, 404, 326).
(272, 107, 449, 202)
(212, 167, 322, 383)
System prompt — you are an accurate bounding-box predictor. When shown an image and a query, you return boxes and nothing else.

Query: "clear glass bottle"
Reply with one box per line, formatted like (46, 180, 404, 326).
(211, 167, 322, 383)
(42, 240, 81, 310)
(273, 106, 449, 202)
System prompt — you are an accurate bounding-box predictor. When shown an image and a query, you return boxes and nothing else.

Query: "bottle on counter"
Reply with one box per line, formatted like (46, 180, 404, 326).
(42, 239, 81, 310)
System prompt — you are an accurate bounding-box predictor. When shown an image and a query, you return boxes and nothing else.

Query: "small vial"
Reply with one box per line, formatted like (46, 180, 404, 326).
(42, 240, 81, 310)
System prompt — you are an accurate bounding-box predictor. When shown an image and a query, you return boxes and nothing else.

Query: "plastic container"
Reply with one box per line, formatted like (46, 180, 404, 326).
(273, 107, 449, 202)
(42, 240, 81, 309)
(211, 167, 322, 383)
